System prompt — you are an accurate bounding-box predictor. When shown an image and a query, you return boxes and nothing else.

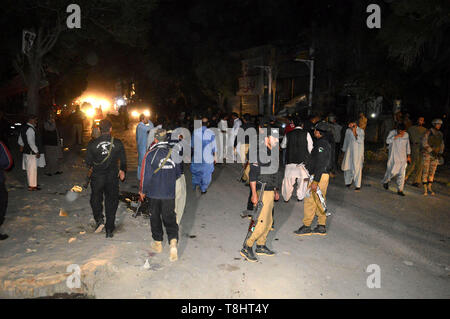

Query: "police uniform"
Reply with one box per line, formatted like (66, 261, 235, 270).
(405, 124, 427, 185)
(240, 126, 280, 262)
(85, 133, 127, 236)
(422, 119, 444, 195)
(294, 122, 332, 236)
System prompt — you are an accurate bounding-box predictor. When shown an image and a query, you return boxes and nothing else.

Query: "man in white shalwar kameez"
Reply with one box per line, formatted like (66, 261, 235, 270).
(280, 117, 314, 201)
(382, 124, 411, 196)
(341, 120, 365, 191)
(18, 115, 44, 191)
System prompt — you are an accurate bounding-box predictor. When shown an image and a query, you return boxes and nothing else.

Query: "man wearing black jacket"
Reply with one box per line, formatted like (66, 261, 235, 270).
(294, 121, 332, 236)
(140, 129, 182, 262)
(85, 120, 126, 238)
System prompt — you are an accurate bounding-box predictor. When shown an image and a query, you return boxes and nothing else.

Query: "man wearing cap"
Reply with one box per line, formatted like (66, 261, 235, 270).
(382, 123, 411, 196)
(18, 114, 43, 191)
(422, 118, 445, 196)
(405, 116, 426, 187)
(85, 119, 127, 238)
(240, 121, 280, 262)
(140, 129, 182, 262)
(294, 121, 332, 236)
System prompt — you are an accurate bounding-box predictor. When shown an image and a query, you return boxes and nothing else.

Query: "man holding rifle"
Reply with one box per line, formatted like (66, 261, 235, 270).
(240, 120, 280, 263)
(294, 121, 332, 236)
(85, 119, 127, 238)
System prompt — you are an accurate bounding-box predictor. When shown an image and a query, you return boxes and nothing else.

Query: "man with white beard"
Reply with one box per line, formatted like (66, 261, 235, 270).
(341, 119, 365, 191)
(382, 123, 411, 196)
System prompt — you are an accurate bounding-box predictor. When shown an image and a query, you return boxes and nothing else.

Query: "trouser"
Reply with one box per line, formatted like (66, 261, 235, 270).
(72, 124, 83, 144)
(24, 154, 38, 187)
(149, 198, 179, 243)
(330, 142, 337, 173)
(335, 143, 341, 168)
(239, 144, 250, 182)
(303, 174, 329, 227)
(216, 131, 227, 162)
(191, 164, 213, 192)
(282, 164, 309, 201)
(382, 165, 407, 192)
(44, 145, 61, 174)
(246, 190, 274, 247)
(344, 166, 362, 188)
(0, 182, 7, 227)
(405, 145, 423, 184)
(422, 153, 439, 183)
(90, 173, 119, 232)
(175, 174, 186, 224)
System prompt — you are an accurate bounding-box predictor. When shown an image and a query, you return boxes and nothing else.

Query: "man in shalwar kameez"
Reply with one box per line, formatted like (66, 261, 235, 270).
(341, 120, 365, 191)
(136, 114, 154, 181)
(382, 123, 411, 196)
(190, 118, 216, 194)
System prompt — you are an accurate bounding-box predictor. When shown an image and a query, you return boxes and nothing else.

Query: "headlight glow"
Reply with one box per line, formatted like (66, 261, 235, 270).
(143, 110, 150, 117)
(131, 111, 139, 118)
(85, 108, 95, 118)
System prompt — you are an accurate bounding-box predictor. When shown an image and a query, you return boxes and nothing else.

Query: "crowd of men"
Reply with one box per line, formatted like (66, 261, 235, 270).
(0, 109, 446, 267)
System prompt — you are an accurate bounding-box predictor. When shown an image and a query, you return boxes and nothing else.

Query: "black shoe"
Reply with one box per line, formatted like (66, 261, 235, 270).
(354, 187, 361, 192)
(45, 173, 52, 176)
(240, 210, 253, 218)
(383, 183, 389, 190)
(240, 245, 258, 262)
(411, 183, 419, 187)
(55, 171, 63, 175)
(312, 225, 327, 236)
(106, 231, 114, 238)
(0, 233, 8, 240)
(255, 245, 275, 256)
(346, 184, 352, 188)
(397, 191, 405, 196)
(294, 225, 312, 236)
(201, 190, 207, 194)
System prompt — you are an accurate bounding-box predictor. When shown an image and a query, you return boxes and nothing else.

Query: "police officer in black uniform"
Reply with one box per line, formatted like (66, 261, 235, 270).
(240, 120, 280, 262)
(294, 121, 332, 236)
(85, 119, 127, 238)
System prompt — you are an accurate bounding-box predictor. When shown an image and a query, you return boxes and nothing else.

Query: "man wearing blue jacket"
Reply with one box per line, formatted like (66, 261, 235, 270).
(0, 141, 13, 240)
(139, 129, 182, 262)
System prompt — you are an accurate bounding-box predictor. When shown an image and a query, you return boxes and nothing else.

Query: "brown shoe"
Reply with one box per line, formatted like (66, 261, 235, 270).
(151, 240, 163, 253)
(169, 239, 178, 262)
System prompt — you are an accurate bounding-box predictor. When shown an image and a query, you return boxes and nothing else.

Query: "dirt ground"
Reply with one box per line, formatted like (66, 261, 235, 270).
(0, 123, 449, 299)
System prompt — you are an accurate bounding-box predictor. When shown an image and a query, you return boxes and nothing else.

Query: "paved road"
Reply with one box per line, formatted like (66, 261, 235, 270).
(0, 123, 449, 298)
